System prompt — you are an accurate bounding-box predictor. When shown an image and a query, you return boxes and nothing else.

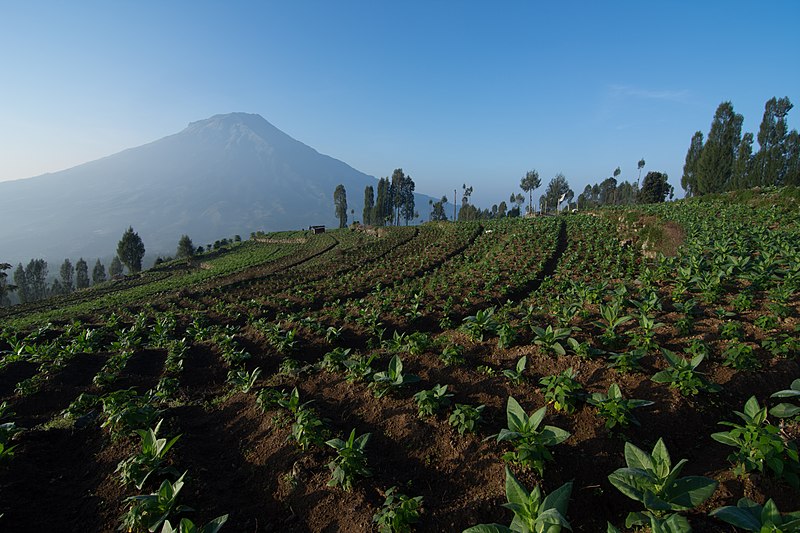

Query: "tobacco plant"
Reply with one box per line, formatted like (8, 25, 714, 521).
(587, 383, 653, 430)
(710, 497, 800, 532)
(326, 429, 371, 491)
(413, 384, 453, 418)
(651, 349, 720, 396)
(711, 395, 800, 487)
(373, 486, 424, 533)
(539, 368, 584, 414)
(770, 378, 800, 418)
(462, 307, 499, 341)
(120, 472, 193, 533)
(492, 396, 570, 476)
(449, 404, 485, 435)
(116, 419, 181, 490)
(464, 466, 573, 533)
(722, 342, 759, 370)
(606, 348, 646, 374)
(159, 515, 229, 533)
(608, 438, 718, 532)
(440, 343, 465, 366)
(226, 367, 261, 393)
(371, 355, 420, 398)
(503, 356, 527, 385)
(530, 325, 572, 357)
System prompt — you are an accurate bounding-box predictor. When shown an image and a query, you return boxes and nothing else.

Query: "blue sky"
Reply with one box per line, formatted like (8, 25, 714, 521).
(1, 1, 798, 206)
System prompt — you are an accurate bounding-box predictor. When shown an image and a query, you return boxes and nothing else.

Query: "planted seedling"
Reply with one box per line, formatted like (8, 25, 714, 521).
(326, 429, 371, 491)
(461, 307, 499, 341)
(373, 486, 424, 533)
(413, 384, 453, 418)
(531, 325, 572, 357)
(464, 466, 573, 533)
(608, 438, 718, 532)
(503, 356, 527, 385)
(588, 383, 653, 431)
(116, 419, 181, 490)
(491, 396, 570, 476)
(159, 515, 229, 533)
(651, 349, 720, 396)
(371, 355, 420, 398)
(710, 497, 800, 532)
(539, 368, 584, 414)
(120, 472, 193, 533)
(449, 404, 485, 435)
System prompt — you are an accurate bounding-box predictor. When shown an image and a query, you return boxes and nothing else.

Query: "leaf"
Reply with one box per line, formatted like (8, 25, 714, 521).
(199, 515, 229, 533)
(769, 403, 800, 418)
(541, 481, 573, 517)
(652, 438, 672, 475)
(742, 396, 761, 419)
(664, 476, 718, 510)
(462, 525, 513, 533)
(534, 508, 572, 532)
(623, 442, 655, 473)
(608, 468, 652, 503)
(553, 343, 566, 357)
(540, 426, 571, 446)
(710, 505, 762, 530)
(503, 466, 530, 507)
(652, 370, 674, 384)
(710, 431, 740, 447)
(528, 405, 547, 431)
(506, 396, 528, 431)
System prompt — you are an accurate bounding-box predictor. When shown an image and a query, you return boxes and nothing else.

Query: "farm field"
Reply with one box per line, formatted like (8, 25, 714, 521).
(0, 189, 799, 532)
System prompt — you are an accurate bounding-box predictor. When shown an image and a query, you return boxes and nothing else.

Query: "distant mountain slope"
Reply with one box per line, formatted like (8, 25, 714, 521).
(0, 113, 439, 266)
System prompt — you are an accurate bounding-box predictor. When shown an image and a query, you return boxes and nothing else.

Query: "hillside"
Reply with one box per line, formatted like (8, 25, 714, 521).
(0, 192, 798, 532)
(0, 113, 441, 267)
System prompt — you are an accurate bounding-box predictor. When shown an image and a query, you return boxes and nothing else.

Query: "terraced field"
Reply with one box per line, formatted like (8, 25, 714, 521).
(1, 189, 798, 532)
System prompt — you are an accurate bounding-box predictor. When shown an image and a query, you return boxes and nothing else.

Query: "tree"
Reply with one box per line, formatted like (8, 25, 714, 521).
(117, 226, 146, 273)
(753, 96, 793, 186)
(363, 185, 374, 225)
(13, 263, 28, 303)
(497, 200, 507, 217)
(520, 170, 541, 215)
(373, 177, 390, 226)
(681, 131, 704, 196)
(75, 258, 90, 289)
(543, 173, 572, 213)
(92, 259, 107, 285)
(109, 256, 124, 278)
(784, 130, 800, 186)
(50, 278, 64, 296)
(637, 158, 646, 187)
(59, 258, 75, 294)
(334, 184, 348, 228)
(176, 235, 195, 259)
(696, 101, 743, 194)
(638, 171, 673, 204)
(0, 263, 16, 307)
(21, 259, 48, 302)
(429, 196, 448, 221)
(733, 132, 754, 189)
(400, 175, 415, 225)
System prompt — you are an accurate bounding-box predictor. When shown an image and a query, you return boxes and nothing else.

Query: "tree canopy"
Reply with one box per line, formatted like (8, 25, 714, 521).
(117, 227, 145, 274)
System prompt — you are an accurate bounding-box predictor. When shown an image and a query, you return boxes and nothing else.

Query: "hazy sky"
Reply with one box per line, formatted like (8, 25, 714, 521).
(1, 1, 798, 206)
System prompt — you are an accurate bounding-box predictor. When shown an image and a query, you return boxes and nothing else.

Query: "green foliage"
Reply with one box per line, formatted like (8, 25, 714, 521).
(159, 515, 229, 533)
(770, 378, 800, 418)
(413, 384, 453, 418)
(606, 348, 646, 374)
(651, 349, 720, 396)
(120, 472, 193, 533)
(101, 389, 160, 439)
(326, 429, 371, 491)
(116, 419, 181, 490)
(462, 307, 499, 341)
(117, 226, 146, 274)
(334, 184, 348, 228)
(722, 342, 759, 370)
(531, 325, 572, 357)
(503, 356, 527, 385)
(587, 384, 653, 430)
(711, 395, 800, 487)
(608, 438, 718, 532)
(539, 368, 584, 414)
(440, 343, 465, 366)
(463, 466, 573, 533)
(371, 355, 420, 398)
(226, 367, 261, 393)
(373, 487, 424, 533)
(176, 235, 195, 259)
(710, 497, 800, 532)
(449, 404, 484, 435)
(493, 397, 570, 476)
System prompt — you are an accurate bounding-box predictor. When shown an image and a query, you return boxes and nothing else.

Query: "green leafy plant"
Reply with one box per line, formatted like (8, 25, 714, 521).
(413, 384, 453, 418)
(291, 406, 328, 450)
(159, 515, 229, 533)
(449, 404, 484, 435)
(594, 300, 633, 348)
(651, 349, 720, 396)
(711, 395, 800, 487)
(530, 325, 572, 357)
(371, 355, 420, 398)
(566, 338, 604, 359)
(373, 486, 424, 533)
(762, 333, 799, 358)
(503, 356, 527, 385)
(539, 368, 584, 414)
(587, 383, 653, 430)
(440, 343, 465, 366)
(101, 389, 161, 439)
(463, 466, 573, 533)
(719, 320, 745, 341)
(497, 323, 519, 350)
(722, 342, 759, 370)
(116, 419, 181, 490)
(226, 367, 261, 393)
(461, 307, 499, 341)
(606, 348, 646, 374)
(120, 472, 193, 533)
(321, 347, 351, 372)
(492, 397, 570, 476)
(344, 354, 377, 383)
(326, 429, 371, 491)
(710, 497, 800, 532)
(770, 378, 800, 418)
(608, 438, 718, 532)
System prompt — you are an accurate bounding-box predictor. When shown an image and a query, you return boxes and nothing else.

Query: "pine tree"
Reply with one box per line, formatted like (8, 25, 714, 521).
(333, 184, 348, 228)
(75, 258, 90, 289)
(696, 102, 743, 194)
(520, 170, 541, 215)
(176, 235, 195, 259)
(109, 256, 124, 278)
(681, 131, 704, 196)
(59, 258, 75, 294)
(50, 278, 64, 297)
(92, 259, 107, 285)
(363, 185, 374, 225)
(117, 227, 145, 273)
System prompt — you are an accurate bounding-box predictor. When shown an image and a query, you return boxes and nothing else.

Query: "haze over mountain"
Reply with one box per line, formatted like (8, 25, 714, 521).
(0, 113, 440, 267)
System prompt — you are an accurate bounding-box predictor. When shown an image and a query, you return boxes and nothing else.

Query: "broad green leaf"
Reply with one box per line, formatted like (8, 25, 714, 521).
(651, 371, 674, 384)
(534, 508, 572, 532)
(507, 396, 528, 431)
(652, 438, 672, 476)
(624, 442, 655, 473)
(541, 426, 571, 446)
(710, 505, 762, 530)
(762, 499, 782, 526)
(743, 396, 761, 419)
(664, 475, 717, 510)
(710, 432, 740, 447)
(770, 403, 800, 418)
(541, 481, 573, 517)
(462, 525, 513, 533)
(504, 466, 530, 507)
(608, 468, 652, 503)
(528, 405, 547, 431)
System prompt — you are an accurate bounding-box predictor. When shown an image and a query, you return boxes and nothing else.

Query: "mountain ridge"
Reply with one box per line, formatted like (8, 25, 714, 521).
(0, 113, 439, 267)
